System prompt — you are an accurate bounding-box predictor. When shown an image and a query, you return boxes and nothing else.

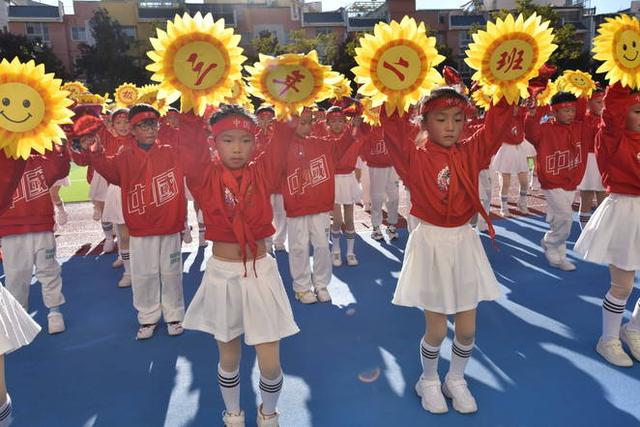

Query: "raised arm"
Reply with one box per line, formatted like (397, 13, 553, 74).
(256, 120, 294, 184)
(462, 99, 514, 165)
(379, 111, 417, 183)
(524, 105, 550, 148)
(595, 83, 634, 162)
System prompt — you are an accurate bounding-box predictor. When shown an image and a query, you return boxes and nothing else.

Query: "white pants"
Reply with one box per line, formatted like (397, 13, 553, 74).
(369, 166, 399, 227)
(270, 194, 287, 247)
(477, 169, 492, 228)
(358, 158, 370, 206)
(543, 189, 575, 262)
(130, 234, 185, 325)
(287, 213, 332, 293)
(0, 232, 64, 311)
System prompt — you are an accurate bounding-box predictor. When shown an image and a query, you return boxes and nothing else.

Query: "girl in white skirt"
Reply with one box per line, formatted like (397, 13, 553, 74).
(575, 83, 640, 367)
(327, 106, 364, 267)
(491, 106, 530, 216)
(181, 105, 299, 427)
(380, 88, 515, 415)
(577, 89, 607, 229)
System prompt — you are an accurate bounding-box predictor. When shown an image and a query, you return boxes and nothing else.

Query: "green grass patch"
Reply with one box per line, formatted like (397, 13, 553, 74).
(59, 164, 90, 203)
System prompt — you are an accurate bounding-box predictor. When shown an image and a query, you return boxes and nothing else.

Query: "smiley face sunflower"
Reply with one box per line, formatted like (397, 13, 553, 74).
(555, 70, 596, 98)
(0, 57, 73, 159)
(593, 14, 640, 89)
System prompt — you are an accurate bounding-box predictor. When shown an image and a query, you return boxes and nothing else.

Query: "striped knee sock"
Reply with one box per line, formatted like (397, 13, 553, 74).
(121, 250, 130, 275)
(579, 212, 591, 230)
(448, 338, 474, 380)
(420, 339, 440, 381)
(345, 230, 356, 255)
(628, 298, 640, 332)
(0, 394, 12, 427)
(259, 372, 283, 416)
(500, 196, 508, 211)
(217, 365, 241, 415)
(602, 291, 628, 340)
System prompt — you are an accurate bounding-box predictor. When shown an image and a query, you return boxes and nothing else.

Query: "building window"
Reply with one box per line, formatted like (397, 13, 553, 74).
(439, 13, 446, 25)
(121, 26, 136, 39)
(291, 5, 300, 21)
(71, 26, 86, 42)
(26, 23, 50, 43)
(458, 31, 472, 50)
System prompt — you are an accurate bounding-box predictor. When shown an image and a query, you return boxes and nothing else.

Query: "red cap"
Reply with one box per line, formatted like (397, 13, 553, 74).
(73, 115, 103, 138)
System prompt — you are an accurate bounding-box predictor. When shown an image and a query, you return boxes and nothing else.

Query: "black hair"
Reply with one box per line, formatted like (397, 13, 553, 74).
(550, 91, 577, 106)
(256, 104, 275, 115)
(593, 87, 604, 95)
(167, 107, 179, 114)
(209, 104, 256, 126)
(112, 108, 129, 119)
(420, 87, 469, 117)
(128, 103, 160, 121)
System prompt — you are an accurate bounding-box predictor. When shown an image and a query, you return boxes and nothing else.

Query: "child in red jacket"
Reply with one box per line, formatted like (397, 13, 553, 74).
(181, 105, 299, 427)
(525, 91, 589, 271)
(78, 104, 186, 340)
(380, 87, 513, 415)
(0, 145, 70, 335)
(575, 83, 640, 367)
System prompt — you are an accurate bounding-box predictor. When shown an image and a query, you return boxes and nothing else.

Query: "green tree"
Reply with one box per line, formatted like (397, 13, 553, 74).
(250, 30, 283, 57)
(0, 32, 68, 79)
(74, 8, 148, 94)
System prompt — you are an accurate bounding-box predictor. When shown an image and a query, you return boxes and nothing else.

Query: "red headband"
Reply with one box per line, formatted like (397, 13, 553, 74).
(211, 115, 257, 137)
(421, 97, 469, 115)
(326, 111, 345, 120)
(73, 115, 103, 138)
(112, 111, 128, 121)
(257, 110, 274, 118)
(590, 92, 604, 100)
(551, 101, 577, 111)
(130, 111, 159, 127)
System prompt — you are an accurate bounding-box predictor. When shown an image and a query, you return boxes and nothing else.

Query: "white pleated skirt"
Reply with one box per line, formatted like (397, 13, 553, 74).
(0, 284, 40, 355)
(492, 143, 530, 174)
(89, 173, 109, 202)
(575, 194, 640, 271)
(334, 173, 363, 205)
(578, 153, 605, 191)
(392, 221, 502, 314)
(101, 185, 125, 224)
(183, 255, 300, 345)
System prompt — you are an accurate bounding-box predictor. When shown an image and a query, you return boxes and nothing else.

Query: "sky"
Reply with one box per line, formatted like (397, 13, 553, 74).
(41, 0, 634, 16)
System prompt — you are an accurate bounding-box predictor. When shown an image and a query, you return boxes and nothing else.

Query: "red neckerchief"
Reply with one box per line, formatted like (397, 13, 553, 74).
(221, 165, 258, 277)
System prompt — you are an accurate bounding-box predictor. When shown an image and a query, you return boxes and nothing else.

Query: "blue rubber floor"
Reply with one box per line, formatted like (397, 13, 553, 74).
(3, 215, 640, 426)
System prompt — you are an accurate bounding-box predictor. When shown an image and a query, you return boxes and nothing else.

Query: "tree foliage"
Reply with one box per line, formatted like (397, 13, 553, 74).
(0, 31, 68, 79)
(74, 8, 148, 94)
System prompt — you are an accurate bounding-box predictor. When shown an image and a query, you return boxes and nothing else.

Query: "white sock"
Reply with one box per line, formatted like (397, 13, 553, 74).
(259, 372, 283, 416)
(447, 338, 474, 380)
(420, 339, 440, 381)
(331, 229, 341, 254)
(579, 212, 591, 230)
(102, 222, 113, 241)
(345, 230, 356, 255)
(500, 196, 508, 210)
(625, 297, 640, 332)
(602, 291, 628, 340)
(121, 250, 130, 275)
(218, 365, 241, 415)
(0, 394, 12, 426)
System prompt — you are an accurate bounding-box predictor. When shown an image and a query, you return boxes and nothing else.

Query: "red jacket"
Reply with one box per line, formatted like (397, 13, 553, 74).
(0, 146, 70, 237)
(332, 124, 366, 174)
(595, 84, 640, 196)
(360, 125, 394, 168)
(380, 100, 514, 230)
(81, 137, 187, 237)
(281, 127, 362, 217)
(524, 99, 589, 191)
(0, 153, 26, 215)
(583, 111, 602, 154)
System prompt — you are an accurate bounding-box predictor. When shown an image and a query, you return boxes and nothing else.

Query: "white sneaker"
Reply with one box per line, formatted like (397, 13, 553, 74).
(517, 198, 529, 214)
(182, 227, 193, 244)
(415, 377, 448, 414)
(136, 323, 158, 340)
(103, 239, 116, 253)
(332, 252, 342, 267)
(499, 207, 512, 218)
(295, 290, 317, 304)
(167, 321, 184, 336)
(117, 274, 132, 288)
(112, 257, 123, 268)
(596, 337, 633, 367)
(47, 311, 65, 335)
(256, 405, 279, 427)
(92, 205, 102, 221)
(371, 226, 384, 241)
(442, 377, 478, 414)
(315, 287, 331, 303)
(56, 208, 68, 226)
(550, 258, 576, 272)
(274, 243, 286, 252)
(346, 253, 359, 266)
(620, 325, 640, 362)
(222, 410, 245, 427)
(387, 225, 399, 240)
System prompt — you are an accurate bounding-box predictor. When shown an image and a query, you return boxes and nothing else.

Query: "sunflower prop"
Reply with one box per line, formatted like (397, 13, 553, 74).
(361, 97, 380, 126)
(555, 70, 596, 98)
(0, 58, 73, 159)
(465, 13, 557, 105)
(471, 86, 493, 110)
(72, 92, 109, 106)
(536, 80, 557, 106)
(352, 16, 444, 116)
(136, 84, 169, 115)
(331, 73, 353, 101)
(61, 81, 88, 97)
(245, 50, 336, 120)
(146, 12, 245, 115)
(224, 79, 253, 112)
(114, 83, 139, 108)
(593, 14, 640, 89)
